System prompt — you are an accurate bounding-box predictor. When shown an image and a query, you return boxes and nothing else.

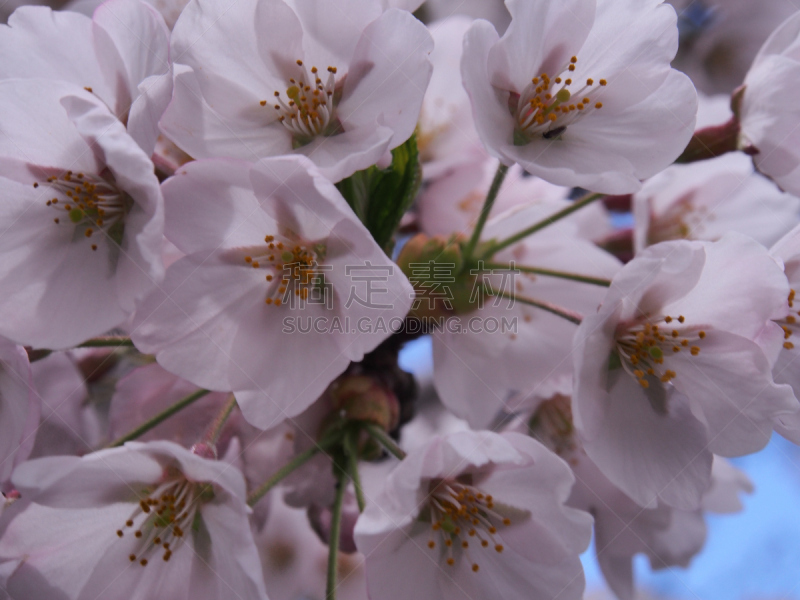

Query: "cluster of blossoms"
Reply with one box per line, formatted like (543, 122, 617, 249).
(0, 0, 799, 599)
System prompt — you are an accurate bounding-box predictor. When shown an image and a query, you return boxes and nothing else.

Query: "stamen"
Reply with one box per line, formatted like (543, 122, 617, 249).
(116, 472, 215, 567)
(423, 478, 522, 573)
(36, 170, 132, 250)
(614, 315, 705, 391)
(268, 60, 341, 144)
(513, 55, 607, 144)
(239, 233, 327, 307)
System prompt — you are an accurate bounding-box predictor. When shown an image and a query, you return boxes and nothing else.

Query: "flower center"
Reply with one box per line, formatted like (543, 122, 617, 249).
(115, 471, 214, 566)
(264, 59, 342, 146)
(512, 56, 607, 145)
(613, 315, 705, 389)
(779, 289, 799, 350)
(647, 193, 708, 245)
(424, 478, 517, 573)
(242, 234, 328, 307)
(35, 170, 132, 252)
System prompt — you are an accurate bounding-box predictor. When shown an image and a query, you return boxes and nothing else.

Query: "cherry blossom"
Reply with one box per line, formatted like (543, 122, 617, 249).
(573, 232, 798, 509)
(461, 0, 698, 194)
(0, 79, 164, 350)
(161, 0, 433, 182)
(0, 0, 172, 155)
(354, 430, 592, 600)
(131, 155, 413, 429)
(739, 10, 800, 196)
(632, 152, 800, 252)
(0, 441, 268, 600)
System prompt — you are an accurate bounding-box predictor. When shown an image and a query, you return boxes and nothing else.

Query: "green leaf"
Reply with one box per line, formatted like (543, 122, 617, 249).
(336, 134, 421, 254)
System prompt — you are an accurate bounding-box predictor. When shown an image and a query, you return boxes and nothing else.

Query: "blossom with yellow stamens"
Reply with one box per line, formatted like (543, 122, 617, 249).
(132, 155, 413, 430)
(573, 233, 799, 510)
(461, 0, 697, 194)
(0, 79, 164, 350)
(162, 0, 433, 182)
(0, 441, 268, 600)
(355, 430, 592, 600)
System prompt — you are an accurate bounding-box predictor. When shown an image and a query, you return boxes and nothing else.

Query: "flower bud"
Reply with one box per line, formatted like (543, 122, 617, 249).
(328, 375, 399, 433)
(396, 234, 481, 319)
(190, 442, 218, 460)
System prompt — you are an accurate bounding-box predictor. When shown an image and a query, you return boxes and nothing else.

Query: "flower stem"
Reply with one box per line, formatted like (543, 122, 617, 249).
(107, 389, 211, 448)
(461, 163, 509, 265)
(204, 394, 238, 446)
(327, 466, 349, 600)
(247, 436, 338, 507)
(78, 336, 135, 348)
(485, 192, 604, 256)
(344, 429, 366, 512)
(28, 336, 135, 362)
(364, 423, 406, 460)
(489, 289, 583, 325)
(480, 261, 611, 287)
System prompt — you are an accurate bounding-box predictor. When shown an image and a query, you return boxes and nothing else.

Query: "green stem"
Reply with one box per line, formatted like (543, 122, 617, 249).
(247, 436, 338, 507)
(490, 289, 583, 325)
(326, 467, 349, 600)
(107, 389, 210, 448)
(485, 192, 603, 257)
(462, 163, 509, 265)
(29, 337, 135, 362)
(78, 336, 135, 348)
(481, 262, 611, 287)
(204, 394, 237, 446)
(364, 423, 406, 460)
(344, 430, 366, 512)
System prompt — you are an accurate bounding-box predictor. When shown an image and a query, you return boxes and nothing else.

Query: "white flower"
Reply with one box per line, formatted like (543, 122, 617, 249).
(354, 430, 592, 600)
(739, 11, 800, 196)
(632, 152, 800, 252)
(0, 0, 172, 155)
(461, 0, 698, 194)
(573, 233, 798, 509)
(161, 0, 433, 182)
(0, 79, 164, 349)
(131, 155, 413, 429)
(0, 441, 268, 600)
